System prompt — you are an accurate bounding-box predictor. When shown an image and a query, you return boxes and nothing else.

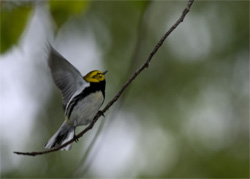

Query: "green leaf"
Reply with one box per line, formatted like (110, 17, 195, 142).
(49, 1, 89, 29)
(0, 3, 31, 54)
(131, 1, 150, 11)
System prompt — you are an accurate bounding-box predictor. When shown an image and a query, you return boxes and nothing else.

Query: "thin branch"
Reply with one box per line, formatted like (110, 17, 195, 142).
(13, 0, 194, 156)
(73, 2, 152, 176)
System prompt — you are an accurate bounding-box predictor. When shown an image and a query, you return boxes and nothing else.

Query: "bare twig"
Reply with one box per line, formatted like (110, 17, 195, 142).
(73, 2, 152, 176)
(13, 0, 194, 156)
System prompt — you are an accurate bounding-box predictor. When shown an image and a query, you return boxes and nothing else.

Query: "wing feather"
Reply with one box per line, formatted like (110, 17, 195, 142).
(48, 46, 88, 108)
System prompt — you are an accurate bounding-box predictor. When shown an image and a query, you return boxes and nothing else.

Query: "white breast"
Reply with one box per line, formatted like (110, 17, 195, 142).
(69, 91, 104, 126)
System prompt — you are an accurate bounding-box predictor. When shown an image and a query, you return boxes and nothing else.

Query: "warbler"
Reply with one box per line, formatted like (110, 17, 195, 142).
(45, 46, 107, 151)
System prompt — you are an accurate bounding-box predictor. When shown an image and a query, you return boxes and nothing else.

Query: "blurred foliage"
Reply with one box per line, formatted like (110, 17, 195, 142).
(1, 0, 249, 178)
(0, 1, 88, 54)
(0, 1, 31, 53)
(49, 0, 89, 29)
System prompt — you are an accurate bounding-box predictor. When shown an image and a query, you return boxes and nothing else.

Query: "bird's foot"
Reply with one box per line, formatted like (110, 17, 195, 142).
(98, 110, 105, 117)
(73, 135, 79, 143)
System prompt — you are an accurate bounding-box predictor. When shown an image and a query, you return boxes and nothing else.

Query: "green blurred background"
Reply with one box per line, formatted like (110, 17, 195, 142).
(0, 0, 249, 178)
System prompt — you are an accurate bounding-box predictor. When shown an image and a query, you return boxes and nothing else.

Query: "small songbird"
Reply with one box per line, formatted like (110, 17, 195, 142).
(45, 46, 107, 151)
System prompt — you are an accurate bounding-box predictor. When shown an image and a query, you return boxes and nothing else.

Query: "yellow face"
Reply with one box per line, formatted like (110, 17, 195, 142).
(83, 70, 107, 83)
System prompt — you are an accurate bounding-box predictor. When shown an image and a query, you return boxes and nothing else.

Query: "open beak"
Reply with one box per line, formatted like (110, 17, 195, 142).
(103, 70, 108, 75)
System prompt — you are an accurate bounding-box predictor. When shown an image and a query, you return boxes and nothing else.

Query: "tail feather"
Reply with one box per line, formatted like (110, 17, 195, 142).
(45, 122, 74, 151)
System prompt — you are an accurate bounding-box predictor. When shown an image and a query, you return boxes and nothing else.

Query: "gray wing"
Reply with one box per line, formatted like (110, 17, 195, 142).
(48, 46, 88, 109)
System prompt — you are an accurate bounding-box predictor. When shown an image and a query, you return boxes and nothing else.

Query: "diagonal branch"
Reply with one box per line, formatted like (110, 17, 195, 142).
(72, 3, 152, 176)
(13, 0, 194, 156)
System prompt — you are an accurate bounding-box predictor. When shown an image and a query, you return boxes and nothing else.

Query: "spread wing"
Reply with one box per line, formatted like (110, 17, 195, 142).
(48, 46, 88, 109)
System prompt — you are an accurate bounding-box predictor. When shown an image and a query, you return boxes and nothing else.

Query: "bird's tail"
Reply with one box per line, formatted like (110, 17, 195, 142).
(45, 121, 74, 151)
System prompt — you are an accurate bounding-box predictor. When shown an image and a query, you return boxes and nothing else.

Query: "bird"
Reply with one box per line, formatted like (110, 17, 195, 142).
(45, 46, 107, 151)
